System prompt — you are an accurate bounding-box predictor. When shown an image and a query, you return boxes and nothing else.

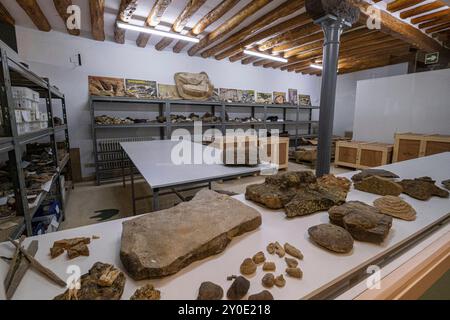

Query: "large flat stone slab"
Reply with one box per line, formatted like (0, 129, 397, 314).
(120, 190, 262, 280)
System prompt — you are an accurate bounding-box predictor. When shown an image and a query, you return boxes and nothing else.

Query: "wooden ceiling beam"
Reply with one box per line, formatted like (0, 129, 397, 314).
(338, 52, 414, 75)
(400, 1, 446, 19)
(271, 32, 323, 54)
(155, 0, 206, 51)
(137, 0, 172, 48)
(53, 0, 80, 36)
(410, 8, 450, 24)
(188, 0, 272, 56)
(387, 0, 426, 13)
(241, 56, 259, 65)
(173, 0, 239, 53)
(200, 0, 305, 58)
(253, 59, 271, 67)
(114, 0, 138, 44)
(426, 21, 450, 34)
(16, 0, 51, 31)
(89, 0, 105, 41)
(229, 51, 245, 62)
(418, 16, 450, 29)
(0, 2, 15, 25)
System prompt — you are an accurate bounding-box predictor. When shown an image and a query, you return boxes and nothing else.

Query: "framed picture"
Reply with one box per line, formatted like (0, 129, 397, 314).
(288, 89, 298, 105)
(220, 88, 239, 102)
(125, 79, 157, 99)
(256, 92, 272, 104)
(237, 90, 256, 103)
(88, 76, 125, 97)
(158, 84, 182, 100)
(273, 92, 286, 104)
(299, 94, 312, 106)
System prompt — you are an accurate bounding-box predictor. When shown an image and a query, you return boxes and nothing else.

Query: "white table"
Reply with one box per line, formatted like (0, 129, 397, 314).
(1, 153, 449, 300)
(120, 140, 265, 213)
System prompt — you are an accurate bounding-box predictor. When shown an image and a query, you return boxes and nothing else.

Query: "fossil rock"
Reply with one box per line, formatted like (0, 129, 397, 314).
(174, 72, 214, 101)
(130, 284, 161, 300)
(120, 190, 261, 280)
(354, 176, 403, 196)
(329, 201, 381, 227)
(240, 258, 257, 275)
(262, 273, 275, 288)
(50, 247, 64, 259)
(343, 211, 392, 244)
(308, 224, 354, 253)
(317, 174, 351, 193)
(373, 196, 416, 221)
(275, 275, 286, 288)
(284, 243, 303, 260)
(50, 237, 91, 260)
(274, 241, 285, 257)
(286, 267, 303, 279)
(263, 262, 276, 272)
(197, 282, 223, 300)
(252, 251, 266, 264)
(67, 243, 90, 260)
(227, 276, 250, 300)
(54, 262, 125, 300)
(248, 290, 274, 300)
(267, 243, 275, 254)
(285, 257, 298, 268)
(351, 169, 399, 182)
(442, 179, 450, 190)
(399, 177, 449, 201)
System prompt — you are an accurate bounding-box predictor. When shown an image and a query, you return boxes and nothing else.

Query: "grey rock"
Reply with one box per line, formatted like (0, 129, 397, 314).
(197, 282, 223, 300)
(308, 224, 354, 253)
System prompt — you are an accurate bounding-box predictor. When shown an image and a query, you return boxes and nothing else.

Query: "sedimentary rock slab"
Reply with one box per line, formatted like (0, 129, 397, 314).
(329, 201, 381, 227)
(308, 224, 354, 253)
(351, 169, 399, 182)
(120, 190, 261, 280)
(343, 211, 392, 244)
(354, 176, 403, 196)
(399, 177, 449, 201)
(373, 196, 416, 221)
(317, 174, 352, 193)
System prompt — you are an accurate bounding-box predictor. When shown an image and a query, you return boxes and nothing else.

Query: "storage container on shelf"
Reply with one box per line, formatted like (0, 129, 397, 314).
(12, 87, 40, 102)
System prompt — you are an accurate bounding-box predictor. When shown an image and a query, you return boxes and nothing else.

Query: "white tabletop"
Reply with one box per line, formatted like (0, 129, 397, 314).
(1, 153, 449, 300)
(120, 140, 264, 189)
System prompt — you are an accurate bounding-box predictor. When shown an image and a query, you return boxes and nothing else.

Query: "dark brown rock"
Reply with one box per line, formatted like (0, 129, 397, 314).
(329, 201, 381, 227)
(120, 190, 261, 280)
(252, 251, 266, 264)
(399, 177, 449, 201)
(351, 169, 399, 182)
(442, 179, 450, 190)
(343, 211, 392, 244)
(130, 284, 161, 300)
(354, 176, 403, 196)
(50, 247, 64, 259)
(50, 237, 91, 260)
(248, 290, 274, 300)
(262, 273, 275, 288)
(308, 224, 354, 253)
(197, 282, 223, 300)
(240, 258, 257, 275)
(227, 276, 250, 300)
(67, 243, 90, 260)
(54, 262, 125, 300)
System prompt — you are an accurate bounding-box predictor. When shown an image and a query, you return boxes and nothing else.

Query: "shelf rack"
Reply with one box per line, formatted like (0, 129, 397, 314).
(90, 96, 319, 185)
(0, 44, 71, 237)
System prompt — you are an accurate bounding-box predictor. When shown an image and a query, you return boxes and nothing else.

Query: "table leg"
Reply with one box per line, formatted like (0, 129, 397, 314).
(121, 153, 126, 188)
(130, 162, 136, 216)
(208, 182, 212, 190)
(152, 188, 160, 212)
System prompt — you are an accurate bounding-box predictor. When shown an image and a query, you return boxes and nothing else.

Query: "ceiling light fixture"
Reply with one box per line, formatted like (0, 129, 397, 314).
(243, 50, 288, 63)
(116, 21, 200, 43)
(310, 63, 323, 70)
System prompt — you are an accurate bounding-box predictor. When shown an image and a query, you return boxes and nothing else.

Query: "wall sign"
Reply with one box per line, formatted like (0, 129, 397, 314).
(425, 52, 439, 65)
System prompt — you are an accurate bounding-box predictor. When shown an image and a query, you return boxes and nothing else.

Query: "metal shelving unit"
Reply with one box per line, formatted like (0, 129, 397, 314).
(0, 44, 71, 237)
(91, 96, 319, 185)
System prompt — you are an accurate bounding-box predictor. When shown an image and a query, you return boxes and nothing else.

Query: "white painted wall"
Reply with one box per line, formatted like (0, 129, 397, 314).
(353, 68, 450, 144)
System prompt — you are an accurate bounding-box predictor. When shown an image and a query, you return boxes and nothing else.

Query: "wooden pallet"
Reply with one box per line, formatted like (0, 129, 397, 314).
(335, 141, 393, 170)
(393, 133, 450, 163)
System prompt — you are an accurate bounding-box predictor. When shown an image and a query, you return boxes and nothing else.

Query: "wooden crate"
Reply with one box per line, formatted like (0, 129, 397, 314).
(393, 133, 450, 163)
(335, 141, 393, 169)
(260, 137, 290, 170)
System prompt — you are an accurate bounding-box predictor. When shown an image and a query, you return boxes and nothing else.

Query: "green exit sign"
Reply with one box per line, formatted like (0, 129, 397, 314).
(425, 52, 439, 65)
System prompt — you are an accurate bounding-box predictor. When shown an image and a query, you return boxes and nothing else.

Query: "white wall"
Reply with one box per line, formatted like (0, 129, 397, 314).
(353, 68, 450, 144)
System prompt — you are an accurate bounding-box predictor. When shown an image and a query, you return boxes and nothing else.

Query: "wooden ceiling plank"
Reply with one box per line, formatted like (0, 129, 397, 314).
(137, 0, 172, 48)
(399, 1, 446, 19)
(418, 16, 450, 29)
(241, 56, 259, 65)
(187, 0, 272, 56)
(0, 2, 15, 25)
(155, 0, 207, 51)
(16, 0, 51, 31)
(410, 8, 450, 24)
(426, 21, 450, 33)
(114, 0, 138, 44)
(229, 51, 245, 62)
(173, 0, 239, 53)
(387, 0, 426, 13)
(258, 22, 322, 51)
(200, 0, 305, 58)
(89, 0, 105, 41)
(271, 32, 323, 54)
(53, 0, 80, 36)
(253, 59, 271, 67)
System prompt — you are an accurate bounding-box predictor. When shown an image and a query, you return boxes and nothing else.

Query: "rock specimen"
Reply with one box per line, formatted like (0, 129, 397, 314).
(263, 262, 276, 272)
(240, 258, 257, 275)
(262, 273, 275, 288)
(308, 224, 354, 253)
(54, 262, 125, 300)
(373, 196, 416, 221)
(50, 237, 91, 259)
(354, 176, 403, 196)
(120, 190, 261, 280)
(351, 169, 399, 182)
(248, 290, 274, 300)
(399, 177, 449, 201)
(317, 174, 352, 193)
(130, 284, 161, 300)
(285, 257, 298, 268)
(174, 72, 214, 101)
(197, 282, 223, 300)
(267, 243, 275, 254)
(274, 275, 286, 288)
(67, 243, 90, 260)
(329, 201, 381, 227)
(442, 179, 450, 190)
(227, 276, 250, 300)
(284, 243, 303, 260)
(274, 242, 285, 257)
(286, 267, 303, 279)
(252, 251, 266, 264)
(343, 211, 392, 244)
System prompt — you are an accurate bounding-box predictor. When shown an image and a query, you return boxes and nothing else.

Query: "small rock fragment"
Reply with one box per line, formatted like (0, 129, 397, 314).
(274, 275, 286, 288)
(308, 224, 354, 253)
(262, 273, 275, 288)
(285, 257, 298, 268)
(240, 258, 257, 275)
(274, 242, 285, 258)
(67, 243, 90, 260)
(92, 235, 100, 240)
(130, 284, 161, 300)
(442, 179, 450, 190)
(267, 243, 275, 254)
(227, 276, 250, 300)
(286, 267, 303, 279)
(248, 290, 274, 300)
(50, 247, 64, 259)
(284, 243, 303, 260)
(351, 169, 399, 182)
(262, 262, 276, 272)
(252, 251, 266, 264)
(197, 282, 223, 300)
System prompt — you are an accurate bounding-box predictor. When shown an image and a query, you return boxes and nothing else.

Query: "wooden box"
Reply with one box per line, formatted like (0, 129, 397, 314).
(393, 133, 450, 163)
(335, 141, 393, 169)
(259, 137, 290, 170)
